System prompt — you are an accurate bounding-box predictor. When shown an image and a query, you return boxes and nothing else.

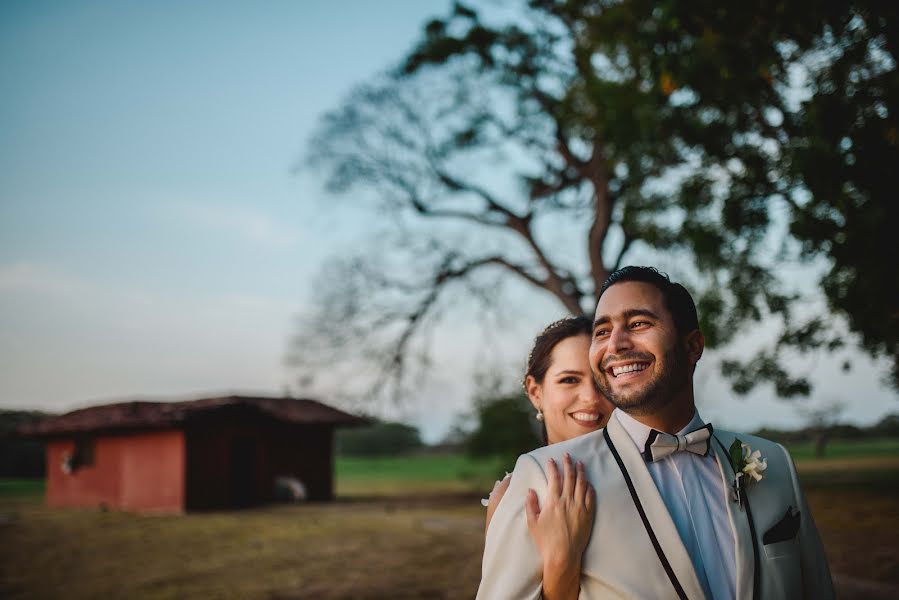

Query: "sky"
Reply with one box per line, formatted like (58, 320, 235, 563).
(1, 1, 896, 442)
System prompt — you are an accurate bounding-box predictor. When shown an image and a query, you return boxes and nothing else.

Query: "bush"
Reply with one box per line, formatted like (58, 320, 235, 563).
(0, 410, 51, 477)
(336, 421, 424, 456)
(466, 394, 540, 467)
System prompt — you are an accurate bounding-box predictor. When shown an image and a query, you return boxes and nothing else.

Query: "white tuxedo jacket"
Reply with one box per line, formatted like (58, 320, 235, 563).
(477, 411, 834, 599)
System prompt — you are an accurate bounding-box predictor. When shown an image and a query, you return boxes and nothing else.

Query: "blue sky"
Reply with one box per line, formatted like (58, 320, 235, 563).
(1, 1, 895, 441)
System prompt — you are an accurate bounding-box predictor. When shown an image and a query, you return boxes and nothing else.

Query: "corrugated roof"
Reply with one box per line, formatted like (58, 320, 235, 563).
(19, 395, 368, 436)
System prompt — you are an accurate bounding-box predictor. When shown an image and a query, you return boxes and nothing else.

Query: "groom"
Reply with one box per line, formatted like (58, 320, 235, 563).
(477, 266, 834, 599)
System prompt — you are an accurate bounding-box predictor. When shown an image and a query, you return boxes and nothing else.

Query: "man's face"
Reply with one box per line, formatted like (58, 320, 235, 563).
(588, 281, 690, 415)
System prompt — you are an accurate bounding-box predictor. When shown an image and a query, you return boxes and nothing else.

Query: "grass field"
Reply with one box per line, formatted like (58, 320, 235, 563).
(1, 439, 897, 599)
(784, 437, 899, 461)
(336, 453, 507, 496)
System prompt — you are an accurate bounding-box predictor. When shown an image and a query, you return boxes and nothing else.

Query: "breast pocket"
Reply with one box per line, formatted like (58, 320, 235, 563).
(763, 537, 798, 560)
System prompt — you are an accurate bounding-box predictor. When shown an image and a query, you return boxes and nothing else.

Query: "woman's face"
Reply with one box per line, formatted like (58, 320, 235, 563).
(527, 334, 614, 445)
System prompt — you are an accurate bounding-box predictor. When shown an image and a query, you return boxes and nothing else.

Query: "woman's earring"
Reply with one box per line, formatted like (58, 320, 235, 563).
(535, 409, 544, 422)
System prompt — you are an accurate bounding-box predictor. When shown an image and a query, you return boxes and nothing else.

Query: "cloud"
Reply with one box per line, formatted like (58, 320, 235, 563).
(0, 262, 93, 298)
(169, 202, 303, 250)
(0, 261, 301, 411)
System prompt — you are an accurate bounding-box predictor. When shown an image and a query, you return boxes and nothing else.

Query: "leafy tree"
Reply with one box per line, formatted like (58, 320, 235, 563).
(466, 393, 540, 466)
(798, 400, 846, 457)
(0, 410, 52, 477)
(336, 420, 424, 456)
(871, 413, 899, 437)
(291, 1, 898, 404)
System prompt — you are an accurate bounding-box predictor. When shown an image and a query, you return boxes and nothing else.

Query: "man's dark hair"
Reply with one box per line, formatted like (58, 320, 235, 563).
(598, 266, 699, 335)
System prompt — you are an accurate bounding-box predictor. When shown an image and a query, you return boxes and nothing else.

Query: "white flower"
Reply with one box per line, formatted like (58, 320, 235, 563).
(740, 443, 767, 482)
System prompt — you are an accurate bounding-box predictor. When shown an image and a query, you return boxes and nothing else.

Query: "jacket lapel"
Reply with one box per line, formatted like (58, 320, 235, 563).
(711, 431, 759, 600)
(605, 413, 706, 600)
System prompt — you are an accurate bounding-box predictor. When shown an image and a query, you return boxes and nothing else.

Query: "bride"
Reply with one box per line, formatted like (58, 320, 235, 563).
(483, 316, 615, 600)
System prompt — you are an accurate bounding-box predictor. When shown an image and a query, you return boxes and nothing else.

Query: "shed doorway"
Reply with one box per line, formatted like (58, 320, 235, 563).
(229, 438, 256, 508)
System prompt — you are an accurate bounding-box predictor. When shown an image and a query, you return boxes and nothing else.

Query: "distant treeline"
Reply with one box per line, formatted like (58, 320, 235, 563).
(336, 420, 424, 457)
(751, 413, 899, 445)
(0, 409, 54, 477)
(3, 410, 898, 473)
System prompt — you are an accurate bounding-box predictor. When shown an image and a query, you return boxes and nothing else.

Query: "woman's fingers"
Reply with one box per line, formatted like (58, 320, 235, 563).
(547, 453, 592, 504)
(585, 482, 596, 512)
(574, 460, 587, 502)
(484, 474, 512, 532)
(561, 452, 575, 498)
(546, 457, 561, 497)
(525, 488, 541, 532)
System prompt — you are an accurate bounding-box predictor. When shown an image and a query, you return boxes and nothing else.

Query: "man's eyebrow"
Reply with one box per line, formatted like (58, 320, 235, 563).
(593, 308, 660, 329)
(623, 308, 660, 321)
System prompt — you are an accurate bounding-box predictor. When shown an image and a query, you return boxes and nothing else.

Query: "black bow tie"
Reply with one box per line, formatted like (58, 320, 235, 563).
(643, 423, 713, 462)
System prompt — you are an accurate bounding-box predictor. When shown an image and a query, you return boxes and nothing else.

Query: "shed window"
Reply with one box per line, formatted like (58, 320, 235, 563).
(73, 438, 95, 468)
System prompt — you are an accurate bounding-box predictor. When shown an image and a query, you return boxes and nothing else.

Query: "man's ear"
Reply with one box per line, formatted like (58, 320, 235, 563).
(525, 375, 542, 410)
(684, 329, 704, 366)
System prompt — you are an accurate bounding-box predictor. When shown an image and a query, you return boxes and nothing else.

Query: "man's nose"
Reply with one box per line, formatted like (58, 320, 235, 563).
(608, 325, 632, 353)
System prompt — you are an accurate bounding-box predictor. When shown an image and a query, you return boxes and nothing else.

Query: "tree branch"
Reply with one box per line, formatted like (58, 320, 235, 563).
(612, 229, 635, 272)
(586, 135, 613, 292)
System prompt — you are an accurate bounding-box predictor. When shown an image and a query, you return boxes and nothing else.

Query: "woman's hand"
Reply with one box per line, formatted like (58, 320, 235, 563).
(525, 453, 595, 600)
(484, 473, 512, 532)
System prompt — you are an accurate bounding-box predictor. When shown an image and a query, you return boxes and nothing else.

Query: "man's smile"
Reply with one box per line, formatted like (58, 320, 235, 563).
(608, 362, 650, 378)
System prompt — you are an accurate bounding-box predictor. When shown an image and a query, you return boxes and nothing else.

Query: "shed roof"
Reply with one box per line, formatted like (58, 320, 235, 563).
(20, 395, 368, 437)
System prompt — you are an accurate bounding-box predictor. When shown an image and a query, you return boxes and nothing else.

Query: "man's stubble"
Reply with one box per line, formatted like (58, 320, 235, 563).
(595, 339, 690, 417)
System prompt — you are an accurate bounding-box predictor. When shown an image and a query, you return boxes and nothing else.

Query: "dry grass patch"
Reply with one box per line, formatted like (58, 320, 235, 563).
(0, 496, 486, 599)
(2, 450, 898, 598)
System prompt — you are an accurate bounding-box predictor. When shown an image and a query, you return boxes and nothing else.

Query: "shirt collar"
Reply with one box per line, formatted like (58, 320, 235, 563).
(614, 407, 706, 451)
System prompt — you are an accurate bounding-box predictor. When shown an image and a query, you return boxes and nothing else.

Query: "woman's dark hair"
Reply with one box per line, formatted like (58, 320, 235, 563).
(523, 316, 593, 444)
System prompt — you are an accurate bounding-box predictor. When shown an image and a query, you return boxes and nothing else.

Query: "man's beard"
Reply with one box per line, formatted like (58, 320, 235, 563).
(596, 341, 689, 416)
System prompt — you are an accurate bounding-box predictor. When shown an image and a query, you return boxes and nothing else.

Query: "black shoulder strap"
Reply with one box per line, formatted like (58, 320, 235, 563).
(604, 428, 689, 600)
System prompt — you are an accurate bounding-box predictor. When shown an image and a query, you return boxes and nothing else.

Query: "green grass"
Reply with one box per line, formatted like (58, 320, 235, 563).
(336, 453, 506, 481)
(0, 479, 44, 497)
(6, 438, 897, 500)
(335, 453, 507, 496)
(784, 437, 899, 461)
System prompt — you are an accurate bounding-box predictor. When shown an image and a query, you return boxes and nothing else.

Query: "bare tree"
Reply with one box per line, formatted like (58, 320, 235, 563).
(798, 400, 847, 458)
(289, 1, 894, 407)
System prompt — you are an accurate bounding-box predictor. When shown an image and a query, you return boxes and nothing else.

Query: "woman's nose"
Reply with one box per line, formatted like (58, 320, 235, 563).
(583, 380, 602, 402)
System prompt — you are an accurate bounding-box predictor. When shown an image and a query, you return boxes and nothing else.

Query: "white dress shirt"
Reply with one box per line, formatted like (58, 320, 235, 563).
(616, 409, 736, 600)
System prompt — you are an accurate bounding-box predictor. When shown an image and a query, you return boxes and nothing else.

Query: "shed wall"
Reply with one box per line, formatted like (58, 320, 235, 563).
(46, 430, 185, 512)
(185, 412, 334, 510)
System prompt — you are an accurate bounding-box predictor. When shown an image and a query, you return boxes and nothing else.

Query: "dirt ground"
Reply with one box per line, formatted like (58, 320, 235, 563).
(1, 465, 898, 598)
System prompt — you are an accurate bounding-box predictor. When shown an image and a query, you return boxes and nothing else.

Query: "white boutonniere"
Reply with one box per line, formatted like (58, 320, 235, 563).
(728, 439, 767, 508)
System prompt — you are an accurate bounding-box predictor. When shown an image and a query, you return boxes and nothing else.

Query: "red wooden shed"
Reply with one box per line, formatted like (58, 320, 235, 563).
(21, 395, 367, 513)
